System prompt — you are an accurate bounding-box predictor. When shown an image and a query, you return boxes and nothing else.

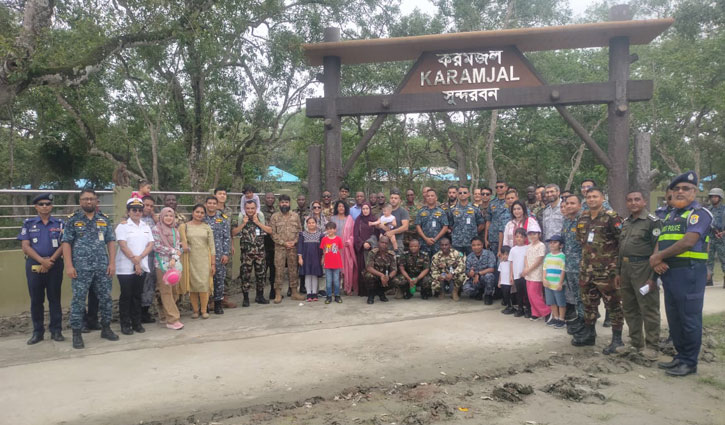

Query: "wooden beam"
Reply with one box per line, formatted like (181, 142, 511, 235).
(306, 80, 652, 117)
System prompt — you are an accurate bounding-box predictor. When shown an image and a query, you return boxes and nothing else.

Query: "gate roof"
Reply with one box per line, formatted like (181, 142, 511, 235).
(303, 18, 673, 66)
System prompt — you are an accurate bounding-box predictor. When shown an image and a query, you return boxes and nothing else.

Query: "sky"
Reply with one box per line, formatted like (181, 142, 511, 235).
(399, 0, 599, 19)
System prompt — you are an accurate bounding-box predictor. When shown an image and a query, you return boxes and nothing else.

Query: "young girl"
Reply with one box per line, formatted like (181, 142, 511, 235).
(522, 222, 551, 321)
(543, 235, 566, 328)
(369, 203, 398, 250)
(498, 245, 514, 314)
(321, 222, 344, 304)
(298, 217, 323, 302)
(509, 228, 530, 317)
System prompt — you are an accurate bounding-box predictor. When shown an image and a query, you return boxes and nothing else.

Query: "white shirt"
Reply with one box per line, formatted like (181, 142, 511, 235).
(115, 220, 154, 274)
(498, 261, 512, 285)
(509, 245, 527, 280)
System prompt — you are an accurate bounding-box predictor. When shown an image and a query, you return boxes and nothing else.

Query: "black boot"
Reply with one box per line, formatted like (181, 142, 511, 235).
(567, 317, 585, 336)
(602, 311, 611, 328)
(367, 295, 375, 304)
(101, 325, 119, 341)
(72, 329, 84, 349)
(132, 323, 145, 333)
(141, 306, 154, 324)
(564, 304, 577, 322)
(121, 323, 134, 335)
(269, 287, 276, 300)
(27, 332, 44, 345)
(378, 288, 389, 302)
(421, 288, 430, 300)
(255, 291, 270, 305)
(602, 329, 624, 355)
(571, 324, 596, 347)
(214, 301, 224, 314)
(242, 292, 250, 307)
(50, 331, 65, 341)
(403, 290, 413, 300)
(484, 295, 493, 305)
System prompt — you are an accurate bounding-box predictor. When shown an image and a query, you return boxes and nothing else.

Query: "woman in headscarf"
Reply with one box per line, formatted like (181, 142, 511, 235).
(179, 204, 216, 319)
(151, 207, 184, 330)
(329, 200, 357, 295)
(353, 203, 379, 297)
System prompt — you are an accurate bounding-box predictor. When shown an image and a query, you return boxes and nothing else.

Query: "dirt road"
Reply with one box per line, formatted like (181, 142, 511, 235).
(1, 288, 724, 425)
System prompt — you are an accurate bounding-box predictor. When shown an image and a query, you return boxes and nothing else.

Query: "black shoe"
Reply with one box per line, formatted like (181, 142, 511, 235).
(484, 295, 493, 305)
(72, 329, 84, 349)
(658, 358, 682, 369)
(242, 293, 250, 307)
(602, 311, 611, 328)
(132, 324, 145, 333)
(567, 317, 585, 335)
(367, 295, 375, 304)
(403, 291, 413, 300)
(101, 325, 119, 341)
(335, 296, 343, 304)
(513, 308, 524, 317)
(502, 306, 515, 315)
(255, 292, 270, 305)
(379, 291, 389, 302)
(602, 330, 624, 355)
(571, 324, 596, 347)
(665, 363, 697, 377)
(27, 332, 44, 345)
(214, 302, 224, 314)
(141, 307, 155, 324)
(325, 297, 332, 304)
(50, 331, 65, 342)
(421, 289, 430, 300)
(524, 309, 531, 319)
(269, 287, 276, 300)
(121, 324, 134, 335)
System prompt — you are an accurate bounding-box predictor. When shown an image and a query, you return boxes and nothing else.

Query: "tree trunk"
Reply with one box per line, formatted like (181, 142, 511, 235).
(453, 140, 468, 185)
(484, 110, 498, 185)
(308, 145, 322, 202)
(633, 132, 654, 205)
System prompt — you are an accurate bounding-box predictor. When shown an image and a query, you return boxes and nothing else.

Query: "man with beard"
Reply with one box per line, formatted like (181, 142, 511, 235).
(542, 184, 564, 245)
(321, 191, 334, 218)
(486, 180, 508, 252)
(62, 188, 119, 349)
(270, 195, 305, 303)
(261, 192, 278, 299)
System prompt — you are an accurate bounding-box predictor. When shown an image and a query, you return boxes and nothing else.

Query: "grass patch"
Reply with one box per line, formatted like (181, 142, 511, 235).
(703, 312, 725, 328)
(703, 313, 725, 360)
(697, 376, 725, 390)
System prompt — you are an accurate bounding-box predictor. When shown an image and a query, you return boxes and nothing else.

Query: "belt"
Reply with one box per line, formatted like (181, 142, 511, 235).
(622, 255, 650, 263)
(665, 258, 706, 269)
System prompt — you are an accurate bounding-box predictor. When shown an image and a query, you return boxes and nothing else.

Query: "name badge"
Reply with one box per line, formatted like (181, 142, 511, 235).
(255, 228, 261, 236)
(52, 239, 59, 248)
(98, 232, 104, 242)
(466, 217, 471, 225)
(431, 221, 437, 228)
(587, 230, 595, 243)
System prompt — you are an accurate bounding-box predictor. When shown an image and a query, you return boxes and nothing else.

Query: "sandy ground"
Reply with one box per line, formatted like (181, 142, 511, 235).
(0, 286, 724, 425)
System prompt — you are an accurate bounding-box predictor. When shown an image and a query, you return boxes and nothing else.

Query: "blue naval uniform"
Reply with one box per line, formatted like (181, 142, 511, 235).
(61, 211, 116, 330)
(416, 206, 449, 257)
(449, 202, 484, 256)
(658, 200, 712, 368)
(487, 197, 510, 251)
(561, 213, 584, 317)
(205, 211, 231, 301)
(17, 215, 65, 333)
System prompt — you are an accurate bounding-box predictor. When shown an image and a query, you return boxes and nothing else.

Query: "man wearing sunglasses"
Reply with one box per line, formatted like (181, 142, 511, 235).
(486, 180, 508, 252)
(18, 193, 65, 345)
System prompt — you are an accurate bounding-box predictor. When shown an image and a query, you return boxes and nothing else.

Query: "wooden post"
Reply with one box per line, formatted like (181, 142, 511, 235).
(323, 27, 343, 195)
(606, 5, 632, 216)
(308, 145, 322, 202)
(633, 132, 653, 206)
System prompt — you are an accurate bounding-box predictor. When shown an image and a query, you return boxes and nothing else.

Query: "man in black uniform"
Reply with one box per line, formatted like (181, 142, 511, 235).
(18, 193, 65, 344)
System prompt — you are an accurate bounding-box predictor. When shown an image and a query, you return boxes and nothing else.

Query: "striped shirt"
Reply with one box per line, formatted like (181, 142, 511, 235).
(543, 252, 565, 289)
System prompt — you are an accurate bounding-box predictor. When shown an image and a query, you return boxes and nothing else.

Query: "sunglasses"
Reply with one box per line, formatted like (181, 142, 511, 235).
(458, 192, 468, 195)
(495, 185, 505, 188)
(36, 202, 52, 206)
(129, 207, 143, 212)
(322, 195, 331, 198)
(312, 206, 321, 209)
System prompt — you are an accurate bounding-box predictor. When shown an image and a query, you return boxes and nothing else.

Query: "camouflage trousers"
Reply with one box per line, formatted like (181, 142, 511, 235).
(240, 252, 266, 293)
(70, 269, 113, 330)
(707, 238, 725, 273)
(391, 274, 433, 292)
(461, 273, 496, 298)
(362, 272, 392, 293)
(620, 260, 660, 349)
(579, 270, 624, 331)
(274, 247, 299, 291)
(431, 274, 465, 294)
(212, 257, 227, 302)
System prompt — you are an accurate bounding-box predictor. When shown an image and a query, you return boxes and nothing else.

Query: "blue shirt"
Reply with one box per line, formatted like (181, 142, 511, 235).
(17, 216, 64, 258)
(350, 204, 362, 221)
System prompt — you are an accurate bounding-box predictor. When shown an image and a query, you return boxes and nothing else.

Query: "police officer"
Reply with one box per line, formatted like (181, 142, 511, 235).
(18, 193, 65, 344)
(652, 171, 712, 377)
(61, 188, 119, 349)
(615, 190, 662, 359)
(203, 196, 231, 314)
(706, 188, 724, 287)
(449, 187, 484, 256)
(416, 189, 449, 258)
(571, 187, 623, 354)
(233, 200, 272, 306)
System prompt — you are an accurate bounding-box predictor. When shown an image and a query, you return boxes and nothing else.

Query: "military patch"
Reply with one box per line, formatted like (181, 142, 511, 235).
(577, 223, 584, 228)
(222, 213, 228, 219)
(614, 221, 622, 230)
(466, 209, 474, 214)
(433, 212, 441, 217)
(215, 218, 223, 223)
(21, 228, 27, 235)
(453, 210, 460, 216)
(689, 214, 699, 225)
(74, 222, 85, 227)
(96, 221, 107, 227)
(421, 212, 428, 217)
(652, 228, 661, 237)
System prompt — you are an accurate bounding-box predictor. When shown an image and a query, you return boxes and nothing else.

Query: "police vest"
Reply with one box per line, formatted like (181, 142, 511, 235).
(658, 209, 709, 263)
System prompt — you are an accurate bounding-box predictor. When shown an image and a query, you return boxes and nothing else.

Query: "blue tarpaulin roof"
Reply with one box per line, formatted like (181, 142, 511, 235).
(267, 166, 300, 182)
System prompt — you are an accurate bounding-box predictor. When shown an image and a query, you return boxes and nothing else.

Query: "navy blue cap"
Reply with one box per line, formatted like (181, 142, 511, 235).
(546, 234, 564, 244)
(668, 170, 698, 190)
(32, 193, 54, 204)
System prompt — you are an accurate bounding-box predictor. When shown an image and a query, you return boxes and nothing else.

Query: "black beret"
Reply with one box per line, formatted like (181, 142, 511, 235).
(668, 170, 698, 190)
(32, 193, 54, 204)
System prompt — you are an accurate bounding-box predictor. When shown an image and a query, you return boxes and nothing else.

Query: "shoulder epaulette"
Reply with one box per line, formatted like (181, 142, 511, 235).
(647, 214, 659, 221)
(605, 209, 617, 217)
(221, 213, 228, 219)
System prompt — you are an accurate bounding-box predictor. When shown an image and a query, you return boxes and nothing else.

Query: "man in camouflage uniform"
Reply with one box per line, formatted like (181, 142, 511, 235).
(561, 194, 584, 332)
(462, 237, 496, 302)
(261, 192, 277, 299)
(270, 194, 305, 302)
(203, 196, 231, 314)
(486, 180, 509, 252)
(572, 187, 624, 354)
(321, 191, 334, 218)
(363, 235, 397, 304)
(61, 188, 119, 349)
(430, 238, 466, 301)
(403, 188, 420, 251)
(526, 185, 545, 220)
(392, 239, 431, 299)
(295, 194, 309, 225)
(233, 200, 272, 306)
(416, 189, 449, 258)
(215, 188, 238, 309)
(616, 190, 662, 358)
(449, 186, 485, 256)
(706, 188, 724, 287)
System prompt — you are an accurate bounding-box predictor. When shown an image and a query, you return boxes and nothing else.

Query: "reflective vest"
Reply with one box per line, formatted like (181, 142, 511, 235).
(658, 209, 709, 261)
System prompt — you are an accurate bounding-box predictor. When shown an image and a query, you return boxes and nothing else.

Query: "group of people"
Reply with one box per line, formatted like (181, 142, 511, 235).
(17, 173, 724, 378)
